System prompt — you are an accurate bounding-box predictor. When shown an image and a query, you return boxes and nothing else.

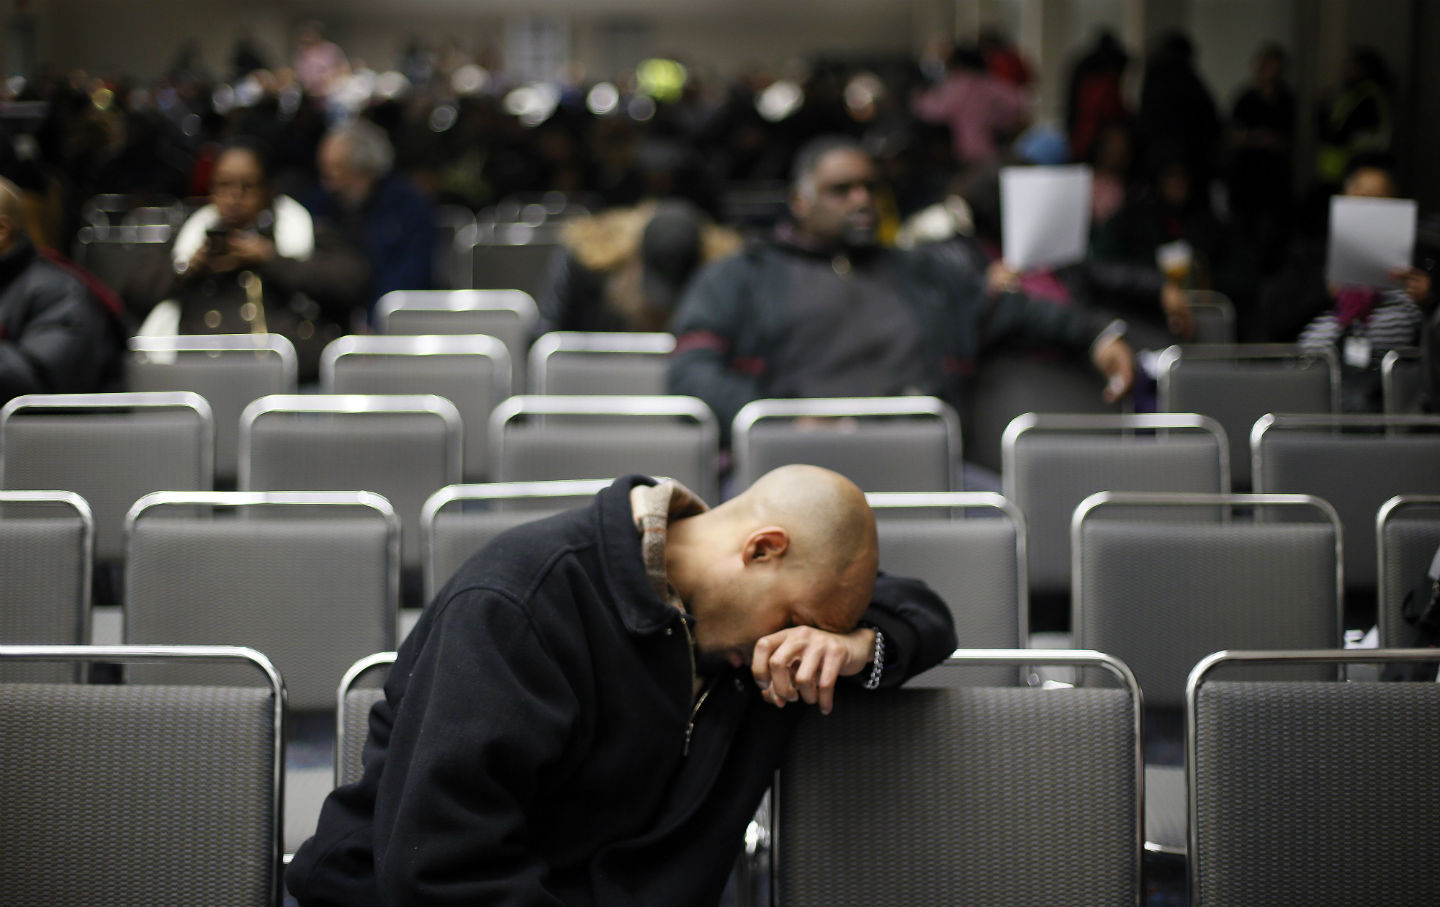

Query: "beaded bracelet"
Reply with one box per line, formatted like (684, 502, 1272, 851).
(861, 627, 885, 690)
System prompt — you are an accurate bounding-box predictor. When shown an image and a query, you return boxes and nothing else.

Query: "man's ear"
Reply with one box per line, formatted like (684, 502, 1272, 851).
(788, 189, 808, 224)
(742, 526, 790, 566)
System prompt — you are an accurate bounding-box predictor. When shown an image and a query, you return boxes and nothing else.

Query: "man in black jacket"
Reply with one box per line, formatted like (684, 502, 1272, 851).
(0, 177, 119, 404)
(667, 136, 1135, 456)
(288, 466, 956, 905)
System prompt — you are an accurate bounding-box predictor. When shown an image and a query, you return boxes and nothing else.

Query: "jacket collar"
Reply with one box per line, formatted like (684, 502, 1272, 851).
(595, 475, 693, 636)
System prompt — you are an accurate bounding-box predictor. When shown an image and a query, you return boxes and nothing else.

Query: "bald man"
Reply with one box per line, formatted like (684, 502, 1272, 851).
(0, 177, 118, 403)
(289, 469, 955, 906)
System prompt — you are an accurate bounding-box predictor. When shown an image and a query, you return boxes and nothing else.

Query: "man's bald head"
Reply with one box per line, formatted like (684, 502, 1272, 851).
(729, 465, 877, 590)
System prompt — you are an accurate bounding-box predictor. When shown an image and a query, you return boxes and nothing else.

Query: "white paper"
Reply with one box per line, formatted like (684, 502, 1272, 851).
(1000, 165, 1093, 272)
(1326, 196, 1417, 288)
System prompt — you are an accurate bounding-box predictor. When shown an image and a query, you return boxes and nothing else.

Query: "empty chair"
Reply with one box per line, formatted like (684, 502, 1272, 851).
(374, 288, 538, 392)
(0, 392, 213, 569)
(124, 491, 399, 711)
(1382, 347, 1424, 414)
(434, 204, 477, 289)
(0, 643, 284, 907)
(866, 492, 1026, 686)
(1156, 343, 1337, 488)
(489, 395, 719, 503)
(422, 479, 611, 601)
(239, 394, 461, 573)
(71, 223, 172, 296)
(1187, 649, 1440, 907)
(321, 334, 511, 483)
(455, 222, 560, 300)
(0, 492, 92, 681)
(1252, 413, 1440, 606)
(773, 650, 1142, 907)
(1376, 495, 1440, 647)
(336, 651, 397, 787)
(732, 397, 960, 494)
(126, 334, 298, 487)
(1185, 290, 1238, 344)
(1002, 413, 1228, 606)
(528, 331, 674, 396)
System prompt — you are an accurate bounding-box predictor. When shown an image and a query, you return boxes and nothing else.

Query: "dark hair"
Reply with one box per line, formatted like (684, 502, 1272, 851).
(790, 135, 868, 190)
(216, 135, 275, 184)
(946, 44, 987, 73)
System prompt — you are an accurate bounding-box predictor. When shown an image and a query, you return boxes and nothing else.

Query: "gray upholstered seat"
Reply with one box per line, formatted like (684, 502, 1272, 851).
(732, 397, 960, 494)
(1156, 343, 1337, 488)
(321, 334, 511, 483)
(866, 492, 1026, 686)
(1002, 413, 1228, 600)
(1252, 414, 1440, 593)
(772, 650, 1142, 907)
(1377, 495, 1440, 646)
(1187, 649, 1440, 907)
(374, 288, 539, 392)
(0, 492, 92, 682)
(489, 395, 719, 504)
(528, 331, 674, 396)
(421, 479, 611, 602)
(239, 394, 461, 572)
(0, 392, 213, 567)
(124, 491, 399, 711)
(0, 644, 283, 906)
(336, 651, 396, 788)
(126, 334, 297, 487)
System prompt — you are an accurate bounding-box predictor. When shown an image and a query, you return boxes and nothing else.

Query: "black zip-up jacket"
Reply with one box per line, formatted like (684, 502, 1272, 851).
(287, 475, 956, 906)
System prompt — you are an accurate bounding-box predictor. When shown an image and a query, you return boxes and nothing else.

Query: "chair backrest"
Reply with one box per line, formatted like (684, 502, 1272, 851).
(1381, 347, 1423, 414)
(866, 492, 1025, 686)
(126, 334, 298, 486)
(124, 492, 399, 711)
(71, 224, 172, 294)
(1073, 492, 1342, 709)
(0, 492, 92, 681)
(1002, 413, 1228, 598)
(1376, 495, 1440, 647)
(239, 394, 462, 572)
(1187, 649, 1440, 907)
(0, 644, 284, 907)
(0, 392, 213, 564)
(773, 650, 1142, 907)
(422, 479, 611, 602)
(321, 334, 511, 483)
(336, 651, 397, 788)
(1157, 344, 1337, 488)
(434, 204, 476, 289)
(459, 226, 560, 300)
(374, 289, 538, 392)
(1185, 291, 1238, 344)
(732, 397, 961, 494)
(1252, 414, 1440, 591)
(528, 331, 674, 396)
(489, 395, 719, 503)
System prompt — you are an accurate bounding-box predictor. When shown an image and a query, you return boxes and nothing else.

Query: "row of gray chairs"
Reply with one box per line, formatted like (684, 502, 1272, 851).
(332, 646, 1440, 907)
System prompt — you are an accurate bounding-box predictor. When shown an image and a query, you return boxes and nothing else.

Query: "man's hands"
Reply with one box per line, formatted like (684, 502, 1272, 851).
(1091, 334, 1136, 403)
(751, 625, 876, 715)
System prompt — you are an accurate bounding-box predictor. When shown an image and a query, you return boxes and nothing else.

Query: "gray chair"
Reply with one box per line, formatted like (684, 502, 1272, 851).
(434, 204, 477, 289)
(866, 492, 1026, 686)
(0, 644, 284, 907)
(528, 331, 674, 396)
(422, 479, 611, 602)
(454, 221, 561, 300)
(336, 651, 397, 787)
(1187, 648, 1440, 907)
(772, 650, 1142, 907)
(1185, 290, 1238, 344)
(321, 334, 512, 483)
(374, 289, 538, 392)
(1376, 495, 1440, 647)
(124, 491, 399, 712)
(0, 392, 213, 567)
(489, 395, 719, 504)
(1252, 413, 1440, 595)
(0, 491, 92, 681)
(1381, 347, 1424, 414)
(1156, 343, 1338, 488)
(1002, 413, 1228, 601)
(239, 394, 462, 572)
(126, 334, 298, 487)
(71, 223, 171, 296)
(732, 397, 961, 494)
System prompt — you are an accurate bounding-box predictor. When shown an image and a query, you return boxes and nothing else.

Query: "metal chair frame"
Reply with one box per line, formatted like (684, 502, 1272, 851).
(0, 490, 94, 646)
(527, 331, 675, 395)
